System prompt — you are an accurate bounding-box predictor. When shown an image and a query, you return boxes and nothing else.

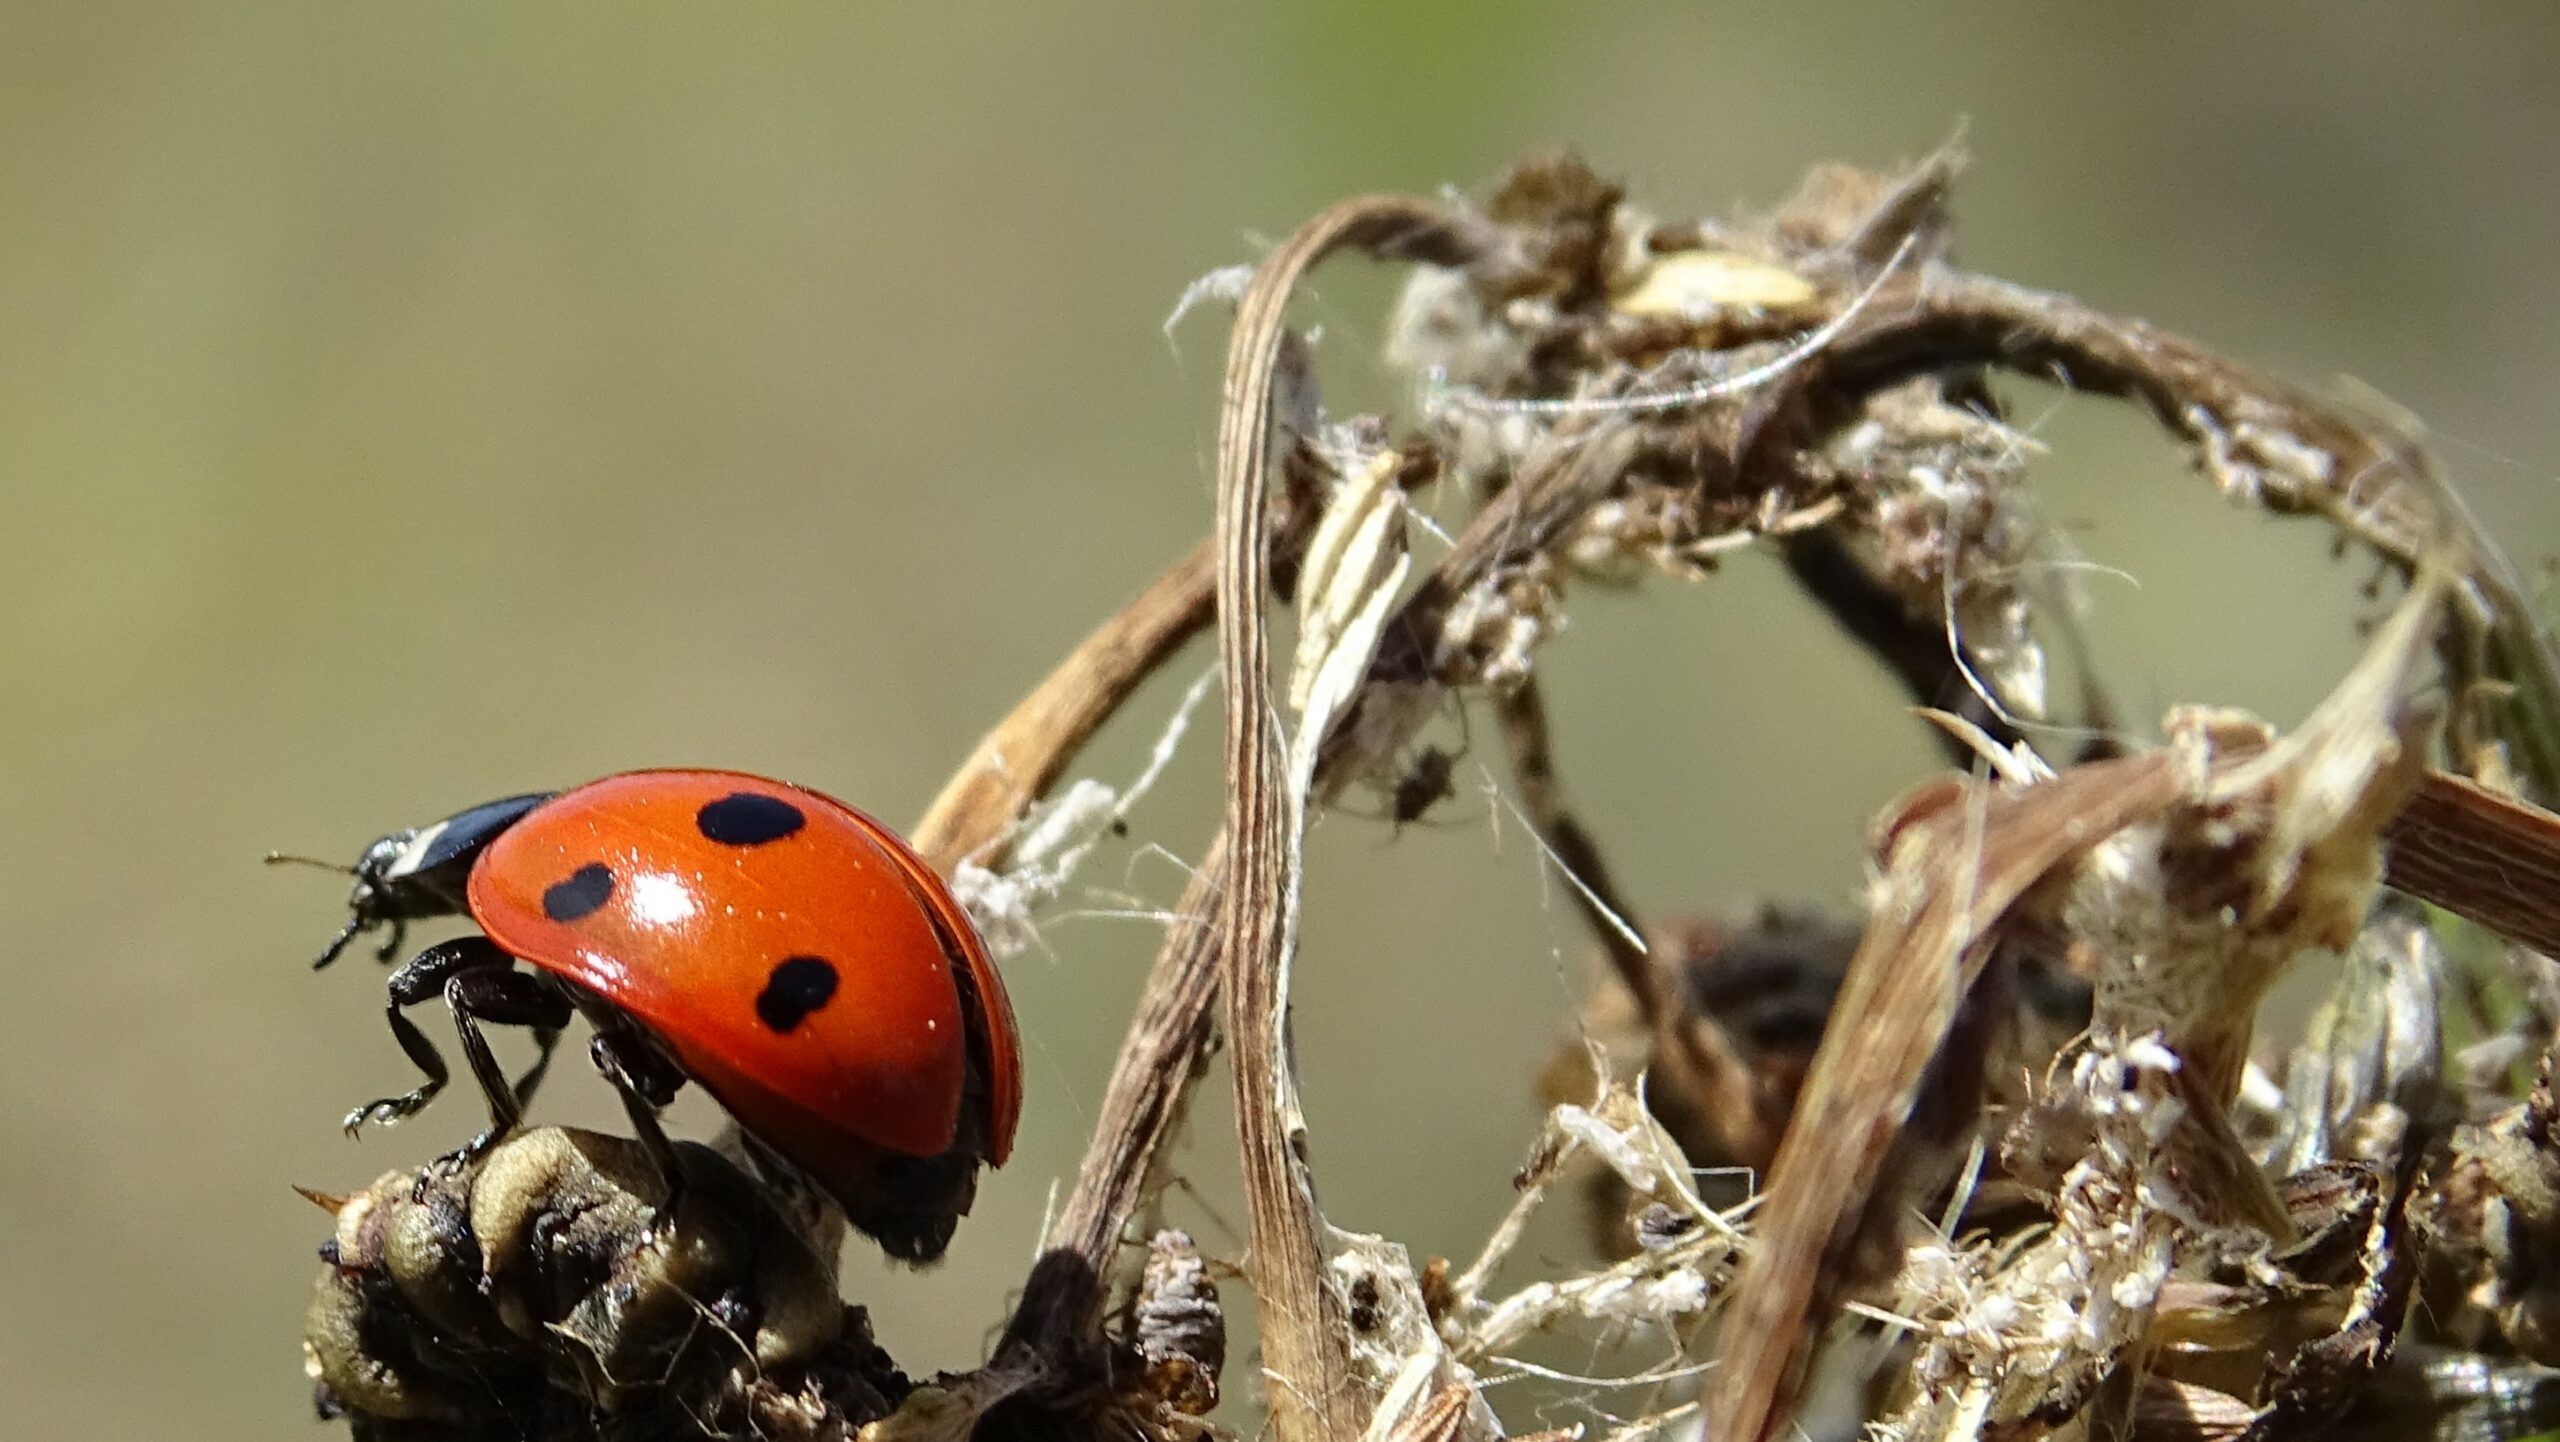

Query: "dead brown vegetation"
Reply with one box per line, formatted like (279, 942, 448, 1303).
(306, 150, 2560, 1442)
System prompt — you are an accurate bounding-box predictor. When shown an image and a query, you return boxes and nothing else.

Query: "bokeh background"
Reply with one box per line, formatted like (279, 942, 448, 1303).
(4, 7, 2557, 1439)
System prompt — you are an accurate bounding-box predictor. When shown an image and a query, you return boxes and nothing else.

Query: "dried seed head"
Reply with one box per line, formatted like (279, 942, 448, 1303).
(303, 1128, 892, 1441)
(1122, 1230, 1225, 1420)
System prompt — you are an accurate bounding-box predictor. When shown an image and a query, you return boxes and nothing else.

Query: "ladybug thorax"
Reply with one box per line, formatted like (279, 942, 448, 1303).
(465, 771, 975, 1158)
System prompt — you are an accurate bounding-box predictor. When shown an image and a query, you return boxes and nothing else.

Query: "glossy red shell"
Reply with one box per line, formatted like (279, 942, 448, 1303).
(465, 770, 1019, 1167)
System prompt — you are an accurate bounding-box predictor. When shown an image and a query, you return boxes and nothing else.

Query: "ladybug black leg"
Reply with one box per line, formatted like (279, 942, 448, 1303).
(343, 937, 510, 1136)
(343, 937, 570, 1149)
(510, 1022, 563, 1113)
(586, 1025, 691, 1215)
(440, 968, 575, 1156)
(310, 914, 368, 971)
(304, 901, 408, 971)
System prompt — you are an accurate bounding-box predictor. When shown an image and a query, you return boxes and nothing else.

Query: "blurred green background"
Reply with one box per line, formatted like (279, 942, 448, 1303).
(4, 6, 2556, 1439)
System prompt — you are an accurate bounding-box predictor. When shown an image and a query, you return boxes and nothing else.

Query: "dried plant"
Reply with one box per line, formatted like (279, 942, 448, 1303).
(303, 149, 2560, 1442)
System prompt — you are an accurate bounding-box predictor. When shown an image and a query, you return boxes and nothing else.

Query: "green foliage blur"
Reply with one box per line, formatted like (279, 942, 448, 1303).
(2, 7, 2555, 1439)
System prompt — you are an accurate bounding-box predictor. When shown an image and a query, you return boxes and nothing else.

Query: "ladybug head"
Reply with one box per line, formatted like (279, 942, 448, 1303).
(286, 791, 556, 970)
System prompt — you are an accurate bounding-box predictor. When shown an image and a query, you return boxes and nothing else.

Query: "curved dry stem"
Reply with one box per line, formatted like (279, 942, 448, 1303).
(990, 200, 1494, 1411)
(911, 539, 1217, 875)
(1731, 264, 2560, 798)
(1489, 678, 1657, 1020)
(1211, 193, 1484, 1442)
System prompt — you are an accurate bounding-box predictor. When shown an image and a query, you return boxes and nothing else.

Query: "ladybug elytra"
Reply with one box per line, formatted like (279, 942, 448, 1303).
(300, 769, 1021, 1263)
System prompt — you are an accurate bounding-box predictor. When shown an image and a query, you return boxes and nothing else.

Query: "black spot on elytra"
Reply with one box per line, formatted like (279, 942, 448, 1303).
(697, 791, 805, 846)
(542, 863, 615, 922)
(756, 955, 839, 1033)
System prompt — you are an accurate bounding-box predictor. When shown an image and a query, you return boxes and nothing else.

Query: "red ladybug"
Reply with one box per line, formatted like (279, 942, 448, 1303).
(300, 769, 1020, 1262)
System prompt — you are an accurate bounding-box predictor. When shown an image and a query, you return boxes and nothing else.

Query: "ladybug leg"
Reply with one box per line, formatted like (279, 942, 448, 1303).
(343, 937, 515, 1136)
(306, 909, 405, 972)
(586, 1025, 691, 1213)
(309, 914, 368, 971)
(440, 968, 575, 1158)
(509, 1021, 564, 1114)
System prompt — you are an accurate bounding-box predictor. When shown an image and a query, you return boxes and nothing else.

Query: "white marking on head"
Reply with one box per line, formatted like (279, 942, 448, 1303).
(381, 821, 448, 880)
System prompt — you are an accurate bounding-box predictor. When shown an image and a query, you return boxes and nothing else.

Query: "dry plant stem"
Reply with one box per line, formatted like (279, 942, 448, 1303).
(997, 199, 1490, 1398)
(1488, 682, 1776, 1168)
(1331, 418, 1650, 723)
(1709, 753, 2190, 1442)
(2385, 769, 2560, 961)
(1746, 265, 2560, 797)
(1213, 194, 1479, 1442)
(1489, 678, 1658, 1020)
(1001, 238, 1662, 1394)
(910, 538, 1217, 874)
(1763, 271, 2438, 551)
(1774, 528, 2022, 766)
(1001, 834, 1228, 1362)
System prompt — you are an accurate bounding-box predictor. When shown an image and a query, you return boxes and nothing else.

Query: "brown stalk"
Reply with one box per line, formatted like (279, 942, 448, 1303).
(1212, 194, 1480, 1442)
(995, 321, 1646, 1389)
(1488, 683, 1777, 1169)
(972, 417, 1640, 1390)
(1005, 212, 1649, 1417)
(1489, 678, 1657, 1022)
(2384, 769, 2560, 961)
(1774, 527, 2027, 766)
(1707, 752, 2190, 1442)
(986, 200, 1493, 1407)
(1294, 418, 1649, 838)
(908, 541, 1230, 1374)
(894, 534, 1227, 1374)
(999, 834, 1229, 1364)
(911, 539, 1217, 874)
(1743, 272, 2438, 555)
(1734, 264, 2560, 800)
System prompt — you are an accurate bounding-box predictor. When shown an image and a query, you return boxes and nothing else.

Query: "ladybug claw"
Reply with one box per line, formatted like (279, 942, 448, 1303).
(404, 1129, 508, 1201)
(650, 1170, 687, 1229)
(342, 1091, 431, 1138)
(409, 1155, 462, 1202)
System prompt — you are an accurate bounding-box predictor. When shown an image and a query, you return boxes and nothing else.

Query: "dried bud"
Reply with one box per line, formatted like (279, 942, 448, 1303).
(2131, 1377, 2257, 1442)
(1121, 1230, 1223, 1419)
(303, 1127, 900, 1441)
(2420, 1053, 2560, 1363)
(1551, 904, 2088, 1259)
(2255, 905, 2447, 1177)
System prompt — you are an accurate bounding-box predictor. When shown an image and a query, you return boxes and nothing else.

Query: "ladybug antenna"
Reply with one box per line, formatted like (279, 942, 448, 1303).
(264, 850, 357, 876)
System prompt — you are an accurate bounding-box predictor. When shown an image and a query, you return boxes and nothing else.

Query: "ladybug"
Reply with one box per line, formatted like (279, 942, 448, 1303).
(299, 769, 1020, 1262)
